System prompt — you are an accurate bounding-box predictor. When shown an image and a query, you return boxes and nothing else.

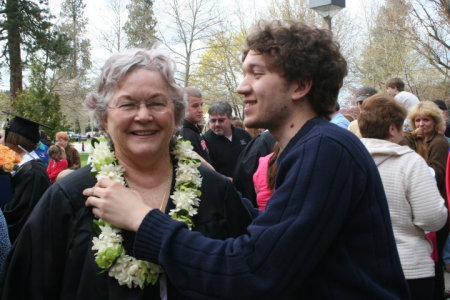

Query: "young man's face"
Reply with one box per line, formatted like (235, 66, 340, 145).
(236, 50, 295, 131)
(386, 87, 398, 96)
(185, 97, 203, 125)
(209, 114, 232, 137)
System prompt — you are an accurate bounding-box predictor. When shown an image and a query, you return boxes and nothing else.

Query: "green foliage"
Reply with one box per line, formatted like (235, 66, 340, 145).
(56, 0, 91, 79)
(124, 0, 157, 48)
(11, 60, 69, 138)
(190, 31, 246, 119)
(0, 0, 72, 95)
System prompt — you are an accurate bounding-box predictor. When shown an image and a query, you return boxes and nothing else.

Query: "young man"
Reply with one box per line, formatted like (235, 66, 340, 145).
(180, 87, 211, 162)
(86, 20, 409, 298)
(386, 77, 419, 110)
(203, 101, 251, 178)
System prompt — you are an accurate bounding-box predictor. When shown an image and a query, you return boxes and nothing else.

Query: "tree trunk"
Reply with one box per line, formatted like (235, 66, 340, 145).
(6, 0, 23, 97)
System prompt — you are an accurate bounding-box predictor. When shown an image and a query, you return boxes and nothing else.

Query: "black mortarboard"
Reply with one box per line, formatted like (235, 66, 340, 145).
(2, 111, 52, 144)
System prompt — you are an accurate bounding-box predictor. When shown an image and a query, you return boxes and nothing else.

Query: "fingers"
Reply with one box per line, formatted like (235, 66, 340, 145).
(96, 178, 117, 188)
(82, 187, 94, 197)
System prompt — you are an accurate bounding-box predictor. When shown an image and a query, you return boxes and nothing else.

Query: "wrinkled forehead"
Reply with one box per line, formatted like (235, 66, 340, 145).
(209, 113, 229, 119)
(188, 97, 202, 104)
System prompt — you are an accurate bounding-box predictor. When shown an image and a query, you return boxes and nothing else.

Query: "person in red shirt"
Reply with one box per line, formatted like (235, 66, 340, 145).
(46, 145, 68, 183)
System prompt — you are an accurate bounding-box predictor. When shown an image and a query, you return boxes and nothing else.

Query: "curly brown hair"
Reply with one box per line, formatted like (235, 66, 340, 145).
(242, 20, 348, 118)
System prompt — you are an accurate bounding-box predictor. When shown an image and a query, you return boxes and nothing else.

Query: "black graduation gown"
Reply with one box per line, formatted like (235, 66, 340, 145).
(180, 120, 211, 163)
(2, 159, 50, 243)
(232, 131, 276, 207)
(0, 165, 252, 300)
(0, 170, 13, 206)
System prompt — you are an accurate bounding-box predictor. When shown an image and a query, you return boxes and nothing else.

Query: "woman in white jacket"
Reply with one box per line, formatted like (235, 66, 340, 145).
(358, 93, 447, 300)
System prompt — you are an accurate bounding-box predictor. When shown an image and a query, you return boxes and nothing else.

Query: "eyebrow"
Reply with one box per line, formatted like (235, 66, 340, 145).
(242, 62, 267, 72)
(116, 93, 168, 101)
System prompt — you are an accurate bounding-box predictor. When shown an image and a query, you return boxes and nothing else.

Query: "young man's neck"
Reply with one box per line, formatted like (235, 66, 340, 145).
(270, 105, 317, 150)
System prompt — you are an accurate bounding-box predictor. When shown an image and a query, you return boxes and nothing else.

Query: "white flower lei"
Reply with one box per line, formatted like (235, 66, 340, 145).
(89, 138, 202, 289)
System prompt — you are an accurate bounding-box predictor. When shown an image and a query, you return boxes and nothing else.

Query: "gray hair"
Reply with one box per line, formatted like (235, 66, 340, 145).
(355, 86, 378, 103)
(184, 87, 202, 99)
(208, 101, 232, 117)
(84, 48, 185, 131)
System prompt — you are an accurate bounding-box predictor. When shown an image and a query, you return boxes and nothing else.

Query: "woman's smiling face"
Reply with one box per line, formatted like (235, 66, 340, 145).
(104, 68, 175, 161)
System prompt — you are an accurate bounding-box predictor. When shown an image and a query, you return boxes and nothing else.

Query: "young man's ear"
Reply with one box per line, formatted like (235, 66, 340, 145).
(292, 80, 312, 101)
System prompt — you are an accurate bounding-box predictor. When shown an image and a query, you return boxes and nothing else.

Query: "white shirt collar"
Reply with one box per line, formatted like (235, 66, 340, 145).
(18, 150, 40, 167)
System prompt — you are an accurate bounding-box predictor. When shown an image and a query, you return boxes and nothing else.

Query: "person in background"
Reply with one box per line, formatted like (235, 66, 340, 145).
(432, 99, 450, 139)
(46, 145, 68, 183)
(252, 143, 280, 210)
(402, 100, 449, 300)
(232, 129, 276, 207)
(0, 132, 19, 206)
(231, 117, 244, 129)
(359, 93, 447, 300)
(348, 86, 378, 138)
(403, 101, 448, 198)
(55, 131, 80, 169)
(180, 87, 211, 162)
(203, 101, 252, 179)
(1, 114, 51, 243)
(85, 20, 409, 298)
(386, 77, 420, 110)
(34, 131, 51, 166)
(329, 102, 350, 129)
(344, 114, 354, 122)
(443, 150, 450, 276)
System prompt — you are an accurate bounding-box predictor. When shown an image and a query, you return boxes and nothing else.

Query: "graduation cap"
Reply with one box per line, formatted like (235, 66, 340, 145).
(2, 111, 52, 144)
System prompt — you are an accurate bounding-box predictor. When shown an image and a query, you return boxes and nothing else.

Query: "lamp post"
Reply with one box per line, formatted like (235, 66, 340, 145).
(309, 0, 345, 31)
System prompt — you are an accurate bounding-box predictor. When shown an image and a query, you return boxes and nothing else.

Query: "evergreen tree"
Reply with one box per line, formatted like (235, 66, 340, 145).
(56, 0, 91, 79)
(53, 0, 91, 133)
(0, 0, 71, 97)
(12, 60, 69, 138)
(124, 0, 157, 48)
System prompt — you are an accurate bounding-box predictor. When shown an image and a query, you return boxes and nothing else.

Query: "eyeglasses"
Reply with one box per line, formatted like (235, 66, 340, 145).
(209, 118, 226, 123)
(108, 98, 171, 116)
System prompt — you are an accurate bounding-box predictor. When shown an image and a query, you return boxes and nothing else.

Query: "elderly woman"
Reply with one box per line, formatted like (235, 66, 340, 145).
(359, 94, 447, 300)
(55, 131, 81, 169)
(0, 49, 251, 299)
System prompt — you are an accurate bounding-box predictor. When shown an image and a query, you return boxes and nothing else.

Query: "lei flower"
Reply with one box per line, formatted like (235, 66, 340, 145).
(90, 138, 202, 289)
(0, 144, 20, 172)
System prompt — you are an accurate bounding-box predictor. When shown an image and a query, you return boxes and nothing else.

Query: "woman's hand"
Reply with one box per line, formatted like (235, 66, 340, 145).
(84, 179, 152, 231)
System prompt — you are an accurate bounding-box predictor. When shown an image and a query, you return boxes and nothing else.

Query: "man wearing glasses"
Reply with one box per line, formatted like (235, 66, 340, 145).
(204, 101, 251, 179)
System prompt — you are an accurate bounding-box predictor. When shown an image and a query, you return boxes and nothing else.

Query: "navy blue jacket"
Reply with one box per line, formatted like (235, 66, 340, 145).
(134, 118, 409, 299)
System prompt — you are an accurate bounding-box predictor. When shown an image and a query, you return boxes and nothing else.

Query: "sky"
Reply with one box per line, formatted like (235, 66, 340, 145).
(1, 0, 374, 90)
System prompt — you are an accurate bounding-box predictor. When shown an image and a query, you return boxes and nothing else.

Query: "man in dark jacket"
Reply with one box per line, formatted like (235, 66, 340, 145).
(180, 87, 211, 162)
(203, 101, 251, 179)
